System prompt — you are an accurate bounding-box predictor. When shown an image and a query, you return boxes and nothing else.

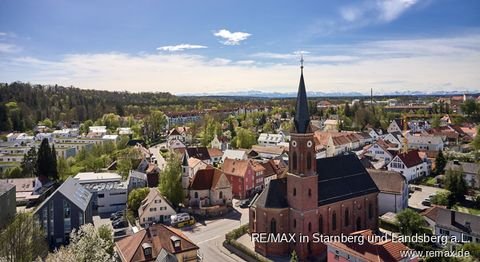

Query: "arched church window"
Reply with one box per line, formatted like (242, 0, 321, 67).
(307, 152, 312, 170)
(271, 219, 277, 234)
(344, 209, 350, 226)
(292, 152, 297, 171)
(332, 212, 337, 231)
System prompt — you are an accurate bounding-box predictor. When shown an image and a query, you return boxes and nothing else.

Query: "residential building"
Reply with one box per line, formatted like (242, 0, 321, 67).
(138, 188, 176, 226)
(422, 207, 480, 244)
(406, 133, 444, 151)
(167, 126, 192, 144)
(221, 149, 248, 162)
(249, 64, 379, 260)
(367, 169, 408, 215)
(387, 119, 406, 133)
(74, 172, 127, 214)
(117, 127, 133, 136)
(0, 183, 16, 228)
(87, 126, 107, 138)
(445, 160, 480, 188)
(257, 133, 285, 146)
(260, 159, 287, 186)
(326, 229, 417, 262)
(250, 145, 287, 159)
(127, 170, 148, 193)
(115, 224, 200, 262)
(362, 139, 395, 164)
(33, 177, 93, 248)
(387, 150, 428, 182)
(222, 158, 257, 199)
(207, 147, 223, 165)
(187, 168, 232, 207)
(185, 147, 211, 165)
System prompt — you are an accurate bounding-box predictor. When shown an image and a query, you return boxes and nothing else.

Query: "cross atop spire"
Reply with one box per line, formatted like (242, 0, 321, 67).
(300, 54, 304, 73)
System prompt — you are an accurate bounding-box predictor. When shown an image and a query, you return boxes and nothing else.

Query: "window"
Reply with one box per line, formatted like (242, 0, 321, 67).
(293, 188, 296, 196)
(332, 212, 337, 231)
(219, 191, 223, 199)
(292, 152, 297, 171)
(319, 215, 323, 234)
(79, 212, 83, 225)
(270, 219, 277, 235)
(293, 219, 296, 228)
(98, 193, 105, 198)
(49, 201, 54, 236)
(307, 152, 312, 170)
(63, 200, 71, 233)
(194, 192, 198, 199)
(308, 222, 312, 232)
(344, 209, 350, 226)
(308, 189, 312, 197)
(368, 203, 373, 219)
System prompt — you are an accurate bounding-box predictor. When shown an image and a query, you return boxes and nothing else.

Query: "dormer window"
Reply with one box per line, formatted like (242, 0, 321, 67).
(170, 236, 181, 249)
(141, 243, 152, 257)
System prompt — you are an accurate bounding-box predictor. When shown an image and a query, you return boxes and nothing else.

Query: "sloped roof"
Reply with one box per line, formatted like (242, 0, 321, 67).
(446, 161, 480, 174)
(251, 145, 286, 155)
(115, 224, 199, 262)
(138, 188, 173, 218)
(367, 169, 406, 194)
(207, 148, 223, 158)
(35, 177, 92, 213)
(317, 154, 379, 206)
(396, 150, 424, 168)
(253, 178, 288, 209)
(327, 229, 413, 262)
(222, 149, 247, 161)
(189, 168, 225, 191)
(186, 147, 211, 161)
(222, 158, 250, 177)
(294, 68, 311, 134)
(421, 206, 480, 236)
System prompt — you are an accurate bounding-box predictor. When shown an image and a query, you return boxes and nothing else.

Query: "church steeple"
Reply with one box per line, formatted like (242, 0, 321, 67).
(294, 55, 310, 134)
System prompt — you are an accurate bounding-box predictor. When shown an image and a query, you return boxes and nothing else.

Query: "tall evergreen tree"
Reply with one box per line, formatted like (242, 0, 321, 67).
(434, 150, 446, 175)
(36, 138, 57, 180)
(20, 147, 37, 177)
(51, 144, 58, 181)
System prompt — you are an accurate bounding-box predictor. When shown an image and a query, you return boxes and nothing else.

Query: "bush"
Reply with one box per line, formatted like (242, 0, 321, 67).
(225, 224, 249, 243)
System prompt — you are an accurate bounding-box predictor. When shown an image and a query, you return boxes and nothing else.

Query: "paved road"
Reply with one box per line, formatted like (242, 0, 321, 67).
(149, 144, 167, 170)
(409, 185, 447, 210)
(182, 201, 250, 262)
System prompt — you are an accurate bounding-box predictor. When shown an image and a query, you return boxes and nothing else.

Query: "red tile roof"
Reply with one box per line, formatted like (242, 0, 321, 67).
(115, 224, 199, 262)
(396, 150, 424, 168)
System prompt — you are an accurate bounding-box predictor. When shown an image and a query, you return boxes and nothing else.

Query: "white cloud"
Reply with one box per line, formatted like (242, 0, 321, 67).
(0, 43, 20, 53)
(0, 32, 7, 36)
(377, 0, 418, 22)
(157, 44, 207, 52)
(213, 29, 251, 45)
(1, 35, 479, 94)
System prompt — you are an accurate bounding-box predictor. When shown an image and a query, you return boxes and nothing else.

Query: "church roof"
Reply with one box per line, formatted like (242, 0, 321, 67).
(316, 153, 379, 206)
(294, 67, 310, 134)
(253, 178, 288, 209)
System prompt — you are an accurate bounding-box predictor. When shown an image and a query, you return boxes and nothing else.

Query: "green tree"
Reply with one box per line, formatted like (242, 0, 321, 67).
(36, 138, 58, 180)
(159, 154, 184, 207)
(445, 168, 467, 204)
(143, 110, 167, 143)
(46, 224, 112, 262)
(127, 187, 150, 216)
(290, 250, 298, 262)
(472, 126, 480, 151)
(434, 150, 446, 175)
(0, 212, 48, 261)
(41, 118, 53, 128)
(101, 113, 121, 131)
(463, 242, 480, 260)
(431, 191, 450, 206)
(21, 147, 37, 177)
(234, 127, 256, 149)
(431, 115, 441, 128)
(396, 208, 425, 236)
(461, 99, 478, 117)
(97, 225, 114, 256)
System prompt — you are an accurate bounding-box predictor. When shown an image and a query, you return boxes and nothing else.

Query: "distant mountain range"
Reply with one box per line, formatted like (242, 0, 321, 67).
(179, 90, 480, 98)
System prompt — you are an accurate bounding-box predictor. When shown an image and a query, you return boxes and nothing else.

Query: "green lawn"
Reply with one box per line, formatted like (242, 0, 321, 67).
(454, 205, 480, 215)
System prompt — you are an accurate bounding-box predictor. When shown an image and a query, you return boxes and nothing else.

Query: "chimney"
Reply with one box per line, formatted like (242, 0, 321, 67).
(451, 210, 456, 225)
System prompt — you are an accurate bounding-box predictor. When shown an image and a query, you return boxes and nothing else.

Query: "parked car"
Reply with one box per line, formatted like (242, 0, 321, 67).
(113, 220, 128, 229)
(422, 199, 431, 206)
(170, 213, 191, 225)
(113, 229, 127, 237)
(110, 211, 124, 220)
(239, 199, 250, 208)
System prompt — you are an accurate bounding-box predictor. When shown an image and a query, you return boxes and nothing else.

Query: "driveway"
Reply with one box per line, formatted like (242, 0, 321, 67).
(408, 185, 447, 210)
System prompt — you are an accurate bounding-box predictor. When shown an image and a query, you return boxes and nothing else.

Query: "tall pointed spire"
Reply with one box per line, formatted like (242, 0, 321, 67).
(294, 55, 310, 133)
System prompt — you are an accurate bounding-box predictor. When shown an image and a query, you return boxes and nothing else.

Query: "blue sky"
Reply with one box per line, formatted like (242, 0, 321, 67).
(0, 0, 479, 94)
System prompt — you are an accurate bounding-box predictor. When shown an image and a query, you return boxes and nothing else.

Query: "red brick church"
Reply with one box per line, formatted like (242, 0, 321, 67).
(249, 62, 380, 261)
